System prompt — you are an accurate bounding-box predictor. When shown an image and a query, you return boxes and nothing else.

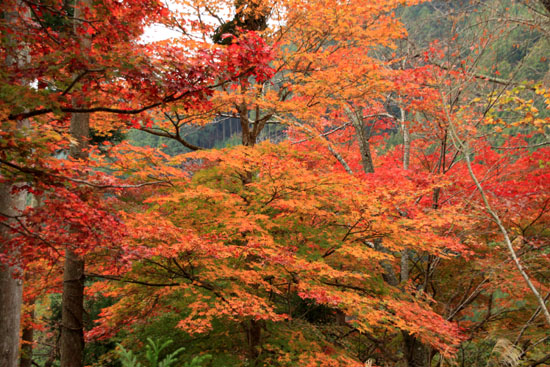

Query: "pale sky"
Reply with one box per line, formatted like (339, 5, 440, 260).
(141, 23, 181, 43)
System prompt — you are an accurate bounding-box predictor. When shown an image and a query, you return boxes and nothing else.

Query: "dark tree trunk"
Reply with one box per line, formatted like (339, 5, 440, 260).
(240, 103, 254, 147)
(60, 109, 89, 367)
(243, 319, 264, 365)
(60, 249, 85, 367)
(348, 104, 431, 367)
(20, 306, 35, 367)
(60, 0, 91, 363)
(403, 332, 430, 367)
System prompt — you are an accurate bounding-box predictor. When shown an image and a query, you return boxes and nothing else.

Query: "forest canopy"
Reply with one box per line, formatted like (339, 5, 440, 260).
(0, 0, 549, 366)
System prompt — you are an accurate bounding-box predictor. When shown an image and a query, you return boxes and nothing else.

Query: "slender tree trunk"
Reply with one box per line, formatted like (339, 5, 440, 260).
(243, 319, 264, 365)
(20, 190, 40, 367)
(462, 144, 550, 326)
(327, 144, 353, 175)
(345, 103, 433, 365)
(0, 266, 22, 367)
(399, 106, 411, 283)
(60, 103, 89, 367)
(346, 107, 374, 173)
(400, 107, 410, 170)
(60, 0, 91, 365)
(240, 103, 254, 147)
(350, 101, 430, 367)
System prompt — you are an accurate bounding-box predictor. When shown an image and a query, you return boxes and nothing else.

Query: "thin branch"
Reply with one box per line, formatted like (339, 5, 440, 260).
(0, 158, 170, 189)
(140, 126, 204, 151)
(292, 122, 351, 144)
(61, 69, 105, 96)
(529, 353, 550, 367)
(515, 292, 550, 345)
(431, 61, 535, 90)
(492, 141, 550, 150)
(9, 70, 252, 121)
(66, 177, 171, 189)
(86, 273, 180, 287)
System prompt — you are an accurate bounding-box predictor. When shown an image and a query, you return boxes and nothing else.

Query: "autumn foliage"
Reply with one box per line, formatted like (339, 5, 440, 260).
(1, 0, 550, 366)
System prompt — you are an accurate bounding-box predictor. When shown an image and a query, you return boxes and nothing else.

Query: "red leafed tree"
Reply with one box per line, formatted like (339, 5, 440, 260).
(0, 0, 276, 366)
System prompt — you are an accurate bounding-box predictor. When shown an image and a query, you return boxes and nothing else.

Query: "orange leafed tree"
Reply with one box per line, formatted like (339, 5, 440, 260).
(83, 141, 465, 365)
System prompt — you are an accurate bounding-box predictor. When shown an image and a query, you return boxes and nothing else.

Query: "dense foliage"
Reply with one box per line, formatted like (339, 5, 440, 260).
(1, 0, 549, 366)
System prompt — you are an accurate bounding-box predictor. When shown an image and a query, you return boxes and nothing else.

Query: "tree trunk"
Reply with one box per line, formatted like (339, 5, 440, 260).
(346, 107, 374, 173)
(399, 106, 411, 284)
(348, 102, 431, 367)
(20, 305, 35, 367)
(60, 249, 85, 367)
(243, 319, 264, 366)
(443, 89, 550, 327)
(1, 3, 29, 365)
(0, 184, 24, 367)
(60, 105, 89, 367)
(403, 332, 430, 367)
(240, 103, 254, 147)
(400, 107, 410, 170)
(60, 0, 91, 365)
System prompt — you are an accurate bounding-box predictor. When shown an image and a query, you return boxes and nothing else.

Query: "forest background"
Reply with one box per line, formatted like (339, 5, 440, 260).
(1, 0, 549, 366)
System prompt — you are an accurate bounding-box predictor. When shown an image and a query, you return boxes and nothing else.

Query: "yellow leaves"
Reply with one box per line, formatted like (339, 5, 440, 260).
(482, 85, 550, 134)
(534, 84, 547, 95)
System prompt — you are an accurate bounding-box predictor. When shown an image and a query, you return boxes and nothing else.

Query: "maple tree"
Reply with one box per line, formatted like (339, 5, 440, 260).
(0, 0, 275, 365)
(81, 142, 463, 365)
(274, 0, 550, 365)
(374, 2, 550, 365)
(1, 0, 549, 366)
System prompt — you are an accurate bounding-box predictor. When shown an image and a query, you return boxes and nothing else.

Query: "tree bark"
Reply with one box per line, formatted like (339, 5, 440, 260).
(346, 107, 375, 173)
(348, 102, 431, 367)
(403, 332, 430, 367)
(399, 106, 411, 284)
(20, 305, 35, 367)
(60, 0, 91, 365)
(400, 107, 410, 170)
(0, 183, 24, 367)
(60, 106, 89, 367)
(462, 143, 550, 326)
(240, 102, 254, 146)
(1, 3, 29, 365)
(243, 319, 264, 366)
(60, 100, 89, 367)
(60, 248, 85, 367)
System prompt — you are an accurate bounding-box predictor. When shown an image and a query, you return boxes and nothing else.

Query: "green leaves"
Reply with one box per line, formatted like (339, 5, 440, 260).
(118, 338, 211, 367)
